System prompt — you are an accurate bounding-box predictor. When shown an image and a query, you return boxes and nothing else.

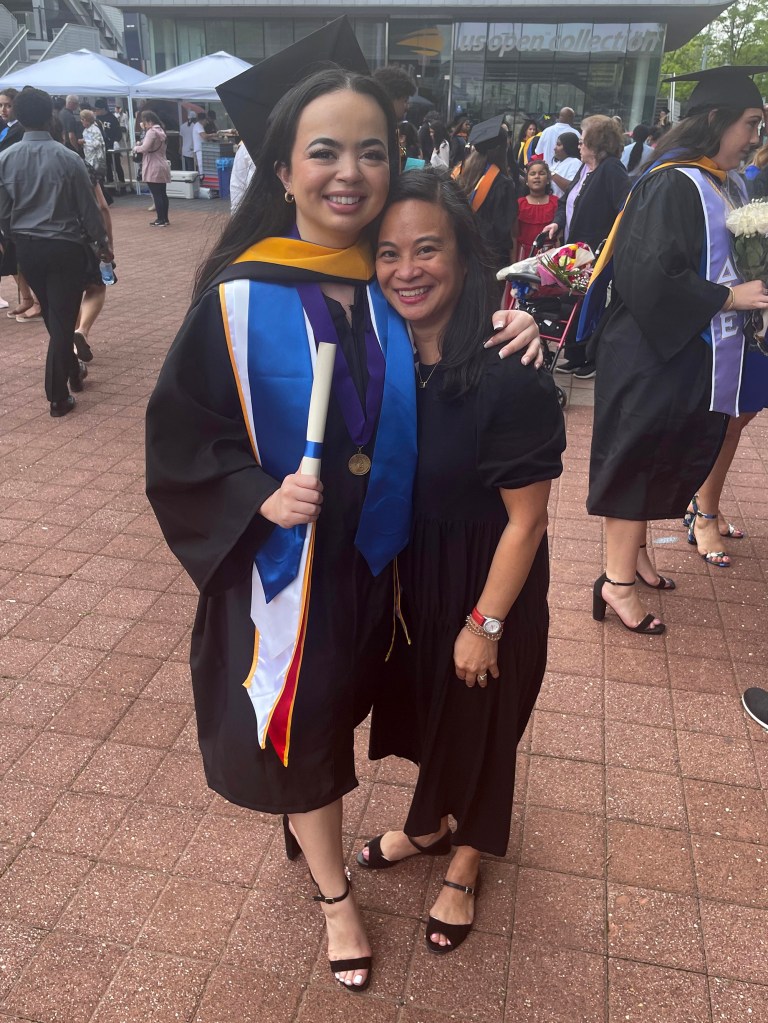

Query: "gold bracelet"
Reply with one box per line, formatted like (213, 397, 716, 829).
(464, 616, 502, 641)
(723, 287, 735, 312)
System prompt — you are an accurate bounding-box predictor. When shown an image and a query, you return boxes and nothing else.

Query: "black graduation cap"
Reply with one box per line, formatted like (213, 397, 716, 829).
(216, 16, 370, 159)
(468, 114, 506, 152)
(663, 66, 768, 113)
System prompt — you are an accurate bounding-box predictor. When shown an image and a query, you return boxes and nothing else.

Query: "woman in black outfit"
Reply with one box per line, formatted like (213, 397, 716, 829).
(459, 117, 519, 276)
(544, 115, 630, 376)
(360, 168, 565, 955)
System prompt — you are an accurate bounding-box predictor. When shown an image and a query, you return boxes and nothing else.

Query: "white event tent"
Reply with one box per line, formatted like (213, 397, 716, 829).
(0, 48, 148, 96)
(0, 49, 150, 190)
(131, 51, 251, 103)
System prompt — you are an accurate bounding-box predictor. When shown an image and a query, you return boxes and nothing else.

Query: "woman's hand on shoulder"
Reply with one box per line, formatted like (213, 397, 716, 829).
(731, 280, 768, 311)
(484, 309, 544, 366)
(260, 472, 323, 528)
(453, 629, 500, 689)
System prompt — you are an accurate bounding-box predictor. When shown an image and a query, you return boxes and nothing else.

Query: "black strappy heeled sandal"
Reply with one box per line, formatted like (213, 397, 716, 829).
(425, 877, 480, 955)
(313, 879, 372, 992)
(282, 814, 302, 861)
(356, 828, 452, 869)
(592, 573, 665, 635)
(636, 544, 676, 590)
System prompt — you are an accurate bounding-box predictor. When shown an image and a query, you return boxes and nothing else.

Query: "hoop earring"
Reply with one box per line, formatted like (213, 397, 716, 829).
(284, 191, 295, 204)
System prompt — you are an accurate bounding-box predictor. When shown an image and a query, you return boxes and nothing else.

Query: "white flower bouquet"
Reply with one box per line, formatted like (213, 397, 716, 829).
(725, 198, 768, 349)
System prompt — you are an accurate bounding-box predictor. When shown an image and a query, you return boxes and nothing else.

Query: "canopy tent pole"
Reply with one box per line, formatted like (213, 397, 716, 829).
(128, 94, 139, 195)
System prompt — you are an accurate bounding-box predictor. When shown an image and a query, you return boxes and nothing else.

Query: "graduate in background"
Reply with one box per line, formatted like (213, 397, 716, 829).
(145, 18, 539, 993)
(459, 115, 518, 275)
(581, 66, 768, 635)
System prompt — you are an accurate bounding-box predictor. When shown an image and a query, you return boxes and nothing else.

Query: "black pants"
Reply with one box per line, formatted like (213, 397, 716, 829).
(15, 235, 86, 403)
(182, 156, 196, 172)
(561, 338, 588, 368)
(106, 149, 125, 184)
(146, 182, 169, 223)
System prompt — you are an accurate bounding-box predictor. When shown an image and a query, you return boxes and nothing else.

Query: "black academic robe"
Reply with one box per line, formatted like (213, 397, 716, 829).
(474, 172, 519, 275)
(0, 121, 23, 153)
(146, 286, 394, 814)
(587, 167, 730, 520)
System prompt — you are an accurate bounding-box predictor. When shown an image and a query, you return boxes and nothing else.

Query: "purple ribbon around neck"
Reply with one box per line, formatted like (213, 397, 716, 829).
(295, 283, 385, 449)
(286, 224, 384, 448)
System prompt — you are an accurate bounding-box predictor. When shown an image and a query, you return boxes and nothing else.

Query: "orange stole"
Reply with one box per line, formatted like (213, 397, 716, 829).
(471, 164, 500, 212)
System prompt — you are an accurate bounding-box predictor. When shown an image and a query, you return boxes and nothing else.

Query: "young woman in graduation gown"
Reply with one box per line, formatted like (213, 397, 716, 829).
(580, 70, 768, 635)
(359, 169, 565, 954)
(145, 61, 540, 990)
(459, 119, 518, 274)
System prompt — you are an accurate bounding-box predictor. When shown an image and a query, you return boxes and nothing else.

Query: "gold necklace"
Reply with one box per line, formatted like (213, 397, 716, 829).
(416, 362, 440, 388)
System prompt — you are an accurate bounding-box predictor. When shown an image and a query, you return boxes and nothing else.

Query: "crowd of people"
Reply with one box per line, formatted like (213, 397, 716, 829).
(0, 87, 184, 415)
(0, 87, 119, 414)
(1, 21, 767, 995)
(142, 15, 768, 1000)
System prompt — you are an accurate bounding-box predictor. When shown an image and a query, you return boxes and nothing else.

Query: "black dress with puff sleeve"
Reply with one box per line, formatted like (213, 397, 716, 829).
(369, 348, 565, 856)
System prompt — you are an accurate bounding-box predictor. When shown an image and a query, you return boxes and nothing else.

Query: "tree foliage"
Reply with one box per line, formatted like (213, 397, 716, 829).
(661, 0, 768, 102)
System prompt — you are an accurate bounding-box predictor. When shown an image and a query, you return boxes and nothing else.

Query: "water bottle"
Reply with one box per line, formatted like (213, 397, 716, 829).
(99, 261, 116, 285)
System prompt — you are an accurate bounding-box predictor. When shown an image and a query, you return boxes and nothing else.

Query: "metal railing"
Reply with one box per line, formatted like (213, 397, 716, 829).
(0, 26, 28, 79)
(39, 22, 99, 61)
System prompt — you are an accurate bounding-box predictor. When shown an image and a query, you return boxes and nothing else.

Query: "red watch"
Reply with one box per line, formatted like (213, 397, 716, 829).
(470, 607, 504, 638)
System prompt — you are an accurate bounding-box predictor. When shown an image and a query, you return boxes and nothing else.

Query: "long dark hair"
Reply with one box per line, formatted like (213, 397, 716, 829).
(194, 68, 398, 299)
(627, 123, 651, 171)
(517, 118, 539, 145)
(651, 106, 746, 167)
(459, 139, 509, 195)
(381, 168, 494, 399)
(430, 120, 449, 148)
(398, 119, 420, 157)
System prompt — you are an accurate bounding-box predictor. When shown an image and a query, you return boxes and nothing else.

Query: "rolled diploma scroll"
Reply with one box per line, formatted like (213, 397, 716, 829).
(300, 342, 337, 478)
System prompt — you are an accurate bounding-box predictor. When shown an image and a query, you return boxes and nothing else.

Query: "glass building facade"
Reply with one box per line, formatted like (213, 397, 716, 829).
(130, 14, 665, 129)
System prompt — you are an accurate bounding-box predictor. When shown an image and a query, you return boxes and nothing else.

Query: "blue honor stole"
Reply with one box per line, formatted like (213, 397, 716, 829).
(222, 278, 416, 600)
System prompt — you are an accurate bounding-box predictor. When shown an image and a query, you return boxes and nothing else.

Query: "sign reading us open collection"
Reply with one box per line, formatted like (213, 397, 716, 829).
(455, 23, 665, 59)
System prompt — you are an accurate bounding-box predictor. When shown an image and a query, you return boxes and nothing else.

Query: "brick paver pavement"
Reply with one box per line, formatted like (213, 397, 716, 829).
(1, 196, 767, 1023)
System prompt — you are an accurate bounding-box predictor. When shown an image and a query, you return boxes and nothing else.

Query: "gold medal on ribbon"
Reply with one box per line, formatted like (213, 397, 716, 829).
(348, 451, 372, 476)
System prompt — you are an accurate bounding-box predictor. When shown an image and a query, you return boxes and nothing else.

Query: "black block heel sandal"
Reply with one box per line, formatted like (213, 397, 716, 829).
(592, 573, 665, 635)
(313, 880, 372, 992)
(636, 544, 676, 590)
(356, 828, 452, 869)
(282, 814, 302, 861)
(425, 877, 479, 955)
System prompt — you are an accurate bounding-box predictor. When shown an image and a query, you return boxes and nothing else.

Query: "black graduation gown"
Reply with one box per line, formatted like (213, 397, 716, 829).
(146, 287, 393, 814)
(474, 173, 518, 275)
(587, 168, 730, 520)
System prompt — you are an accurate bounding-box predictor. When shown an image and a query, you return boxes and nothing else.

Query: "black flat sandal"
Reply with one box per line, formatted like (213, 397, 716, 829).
(425, 877, 479, 955)
(313, 880, 372, 992)
(356, 828, 452, 869)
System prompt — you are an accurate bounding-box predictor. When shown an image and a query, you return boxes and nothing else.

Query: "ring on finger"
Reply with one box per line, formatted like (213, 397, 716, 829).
(478, 673, 488, 681)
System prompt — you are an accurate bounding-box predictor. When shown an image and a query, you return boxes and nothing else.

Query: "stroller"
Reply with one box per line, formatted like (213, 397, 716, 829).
(498, 237, 595, 410)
